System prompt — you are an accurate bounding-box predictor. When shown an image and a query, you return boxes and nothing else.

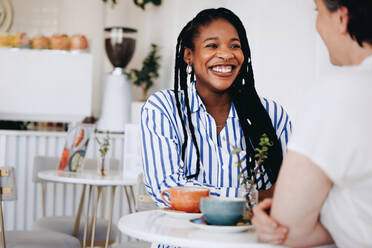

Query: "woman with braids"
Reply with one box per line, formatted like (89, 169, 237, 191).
(252, 0, 372, 247)
(141, 7, 292, 210)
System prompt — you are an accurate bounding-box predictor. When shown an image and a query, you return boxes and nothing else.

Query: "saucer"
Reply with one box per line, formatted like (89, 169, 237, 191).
(189, 216, 253, 233)
(158, 207, 203, 220)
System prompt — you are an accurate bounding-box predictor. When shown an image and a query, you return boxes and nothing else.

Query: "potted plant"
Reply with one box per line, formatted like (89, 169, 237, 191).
(126, 43, 161, 101)
(95, 130, 111, 176)
(102, 0, 162, 10)
(229, 133, 273, 218)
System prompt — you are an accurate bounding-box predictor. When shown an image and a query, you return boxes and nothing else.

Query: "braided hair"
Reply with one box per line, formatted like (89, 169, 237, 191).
(174, 8, 283, 187)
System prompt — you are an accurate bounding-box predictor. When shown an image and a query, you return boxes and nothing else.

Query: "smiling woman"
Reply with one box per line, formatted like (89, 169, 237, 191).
(140, 7, 292, 248)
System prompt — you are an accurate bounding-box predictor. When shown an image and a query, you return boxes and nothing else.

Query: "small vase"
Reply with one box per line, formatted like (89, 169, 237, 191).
(97, 156, 110, 176)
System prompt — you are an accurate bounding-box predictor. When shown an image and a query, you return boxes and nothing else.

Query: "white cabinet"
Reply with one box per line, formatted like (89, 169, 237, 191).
(0, 48, 93, 122)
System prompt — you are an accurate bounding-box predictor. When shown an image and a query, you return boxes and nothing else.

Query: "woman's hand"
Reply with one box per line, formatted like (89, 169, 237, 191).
(252, 198, 289, 245)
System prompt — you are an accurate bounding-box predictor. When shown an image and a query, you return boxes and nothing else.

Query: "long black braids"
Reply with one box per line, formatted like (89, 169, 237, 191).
(174, 8, 283, 186)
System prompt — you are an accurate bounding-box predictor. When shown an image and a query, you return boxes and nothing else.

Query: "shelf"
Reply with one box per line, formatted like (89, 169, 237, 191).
(0, 48, 93, 122)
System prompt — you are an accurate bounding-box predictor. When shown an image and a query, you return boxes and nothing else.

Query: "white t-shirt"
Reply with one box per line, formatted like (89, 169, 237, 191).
(287, 55, 372, 248)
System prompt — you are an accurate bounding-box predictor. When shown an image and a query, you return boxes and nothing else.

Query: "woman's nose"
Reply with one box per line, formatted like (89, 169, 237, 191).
(216, 48, 234, 61)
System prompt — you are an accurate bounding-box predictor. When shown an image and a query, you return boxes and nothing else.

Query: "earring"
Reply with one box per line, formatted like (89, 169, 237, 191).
(186, 64, 192, 75)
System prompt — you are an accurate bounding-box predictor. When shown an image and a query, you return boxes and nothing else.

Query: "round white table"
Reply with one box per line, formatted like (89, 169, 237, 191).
(38, 170, 137, 186)
(118, 210, 283, 248)
(38, 170, 137, 248)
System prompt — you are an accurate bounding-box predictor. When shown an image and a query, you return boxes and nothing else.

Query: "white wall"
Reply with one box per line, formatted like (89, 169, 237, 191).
(9, 0, 332, 120)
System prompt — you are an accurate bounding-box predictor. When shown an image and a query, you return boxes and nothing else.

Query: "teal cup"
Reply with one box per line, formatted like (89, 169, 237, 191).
(200, 197, 246, 226)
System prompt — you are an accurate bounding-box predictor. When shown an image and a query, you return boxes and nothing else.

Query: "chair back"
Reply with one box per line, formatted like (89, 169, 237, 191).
(0, 167, 16, 202)
(135, 173, 156, 212)
(123, 124, 142, 177)
(0, 167, 16, 248)
(32, 156, 59, 183)
(83, 158, 120, 172)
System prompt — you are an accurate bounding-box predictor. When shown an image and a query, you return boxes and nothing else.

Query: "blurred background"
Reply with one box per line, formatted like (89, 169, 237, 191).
(0, 0, 336, 244)
(0, 0, 333, 129)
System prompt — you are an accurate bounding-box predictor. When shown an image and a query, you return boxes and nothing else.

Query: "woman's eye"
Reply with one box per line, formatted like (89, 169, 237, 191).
(206, 43, 217, 48)
(231, 44, 241, 49)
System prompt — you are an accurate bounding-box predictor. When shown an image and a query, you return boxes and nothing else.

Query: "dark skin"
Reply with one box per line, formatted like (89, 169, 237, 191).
(183, 19, 243, 135)
(197, 88, 231, 134)
(184, 19, 274, 198)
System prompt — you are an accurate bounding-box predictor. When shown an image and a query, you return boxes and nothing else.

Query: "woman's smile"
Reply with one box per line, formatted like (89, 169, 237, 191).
(184, 18, 244, 93)
(209, 64, 237, 76)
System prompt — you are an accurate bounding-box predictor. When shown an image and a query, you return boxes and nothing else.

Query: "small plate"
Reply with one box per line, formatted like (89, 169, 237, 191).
(158, 208, 203, 219)
(189, 216, 254, 233)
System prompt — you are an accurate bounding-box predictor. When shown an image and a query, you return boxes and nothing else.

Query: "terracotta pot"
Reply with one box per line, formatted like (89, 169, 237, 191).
(12, 33, 30, 48)
(50, 34, 70, 50)
(0, 34, 11, 47)
(70, 35, 88, 50)
(31, 35, 49, 49)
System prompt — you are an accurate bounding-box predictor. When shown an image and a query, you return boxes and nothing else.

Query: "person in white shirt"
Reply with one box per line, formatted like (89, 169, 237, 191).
(252, 0, 372, 247)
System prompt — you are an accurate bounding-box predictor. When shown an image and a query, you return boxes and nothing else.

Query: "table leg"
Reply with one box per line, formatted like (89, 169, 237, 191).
(83, 185, 93, 248)
(0, 201, 6, 248)
(101, 187, 107, 218)
(105, 186, 116, 248)
(123, 186, 132, 214)
(41, 183, 46, 217)
(129, 185, 136, 212)
(72, 184, 86, 237)
(90, 186, 103, 248)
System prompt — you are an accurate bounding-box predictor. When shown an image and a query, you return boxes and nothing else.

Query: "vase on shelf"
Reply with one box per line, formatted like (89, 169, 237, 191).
(97, 155, 110, 176)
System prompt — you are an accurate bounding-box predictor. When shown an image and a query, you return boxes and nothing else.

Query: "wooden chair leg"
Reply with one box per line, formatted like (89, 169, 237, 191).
(129, 185, 136, 212)
(41, 183, 46, 218)
(123, 186, 132, 214)
(101, 187, 107, 218)
(72, 184, 86, 237)
(90, 186, 103, 248)
(0, 201, 6, 248)
(105, 186, 116, 248)
(83, 185, 93, 248)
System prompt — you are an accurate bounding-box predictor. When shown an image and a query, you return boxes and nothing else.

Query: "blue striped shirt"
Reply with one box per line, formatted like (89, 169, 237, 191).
(141, 82, 292, 207)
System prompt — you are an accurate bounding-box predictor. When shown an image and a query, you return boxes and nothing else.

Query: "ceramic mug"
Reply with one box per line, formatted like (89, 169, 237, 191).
(161, 186, 210, 213)
(200, 197, 246, 225)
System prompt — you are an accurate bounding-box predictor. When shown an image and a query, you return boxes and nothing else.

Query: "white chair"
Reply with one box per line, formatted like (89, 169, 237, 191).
(30, 156, 118, 246)
(123, 124, 142, 177)
(0, 167, 81, 248)
(135, 173, 157, 212)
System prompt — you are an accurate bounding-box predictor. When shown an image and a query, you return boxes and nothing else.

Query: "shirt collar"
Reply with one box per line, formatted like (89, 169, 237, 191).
(189, 81, 205, 113)
(188, 82, 238, 118)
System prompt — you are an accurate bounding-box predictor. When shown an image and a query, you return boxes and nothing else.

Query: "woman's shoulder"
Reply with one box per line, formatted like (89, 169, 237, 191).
(259, 97, 289, 117)
(142, 89, 179, 115)
(259, 97, 291, 131)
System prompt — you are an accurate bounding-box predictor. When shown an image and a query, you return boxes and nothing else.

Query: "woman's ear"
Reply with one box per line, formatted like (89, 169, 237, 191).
(184, 47, 193, 65)
(337, 6, 349, 34)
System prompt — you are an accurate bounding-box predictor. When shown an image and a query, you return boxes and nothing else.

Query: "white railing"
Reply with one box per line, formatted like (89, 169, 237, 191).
(0, 130, 133, 235)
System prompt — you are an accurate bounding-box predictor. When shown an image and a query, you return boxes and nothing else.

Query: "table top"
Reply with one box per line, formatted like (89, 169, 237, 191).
(118, 210, 282, 248)
(38, 170, 137, 186)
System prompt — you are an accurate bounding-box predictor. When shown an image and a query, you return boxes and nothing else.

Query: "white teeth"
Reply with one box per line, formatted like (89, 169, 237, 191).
(211, 66, 232, 73)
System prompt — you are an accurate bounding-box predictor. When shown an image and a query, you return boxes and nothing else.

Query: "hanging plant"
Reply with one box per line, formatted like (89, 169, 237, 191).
(102, 0, 117, 5)
(102, 0, 162, 10)
(133, 0, 162, 10)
